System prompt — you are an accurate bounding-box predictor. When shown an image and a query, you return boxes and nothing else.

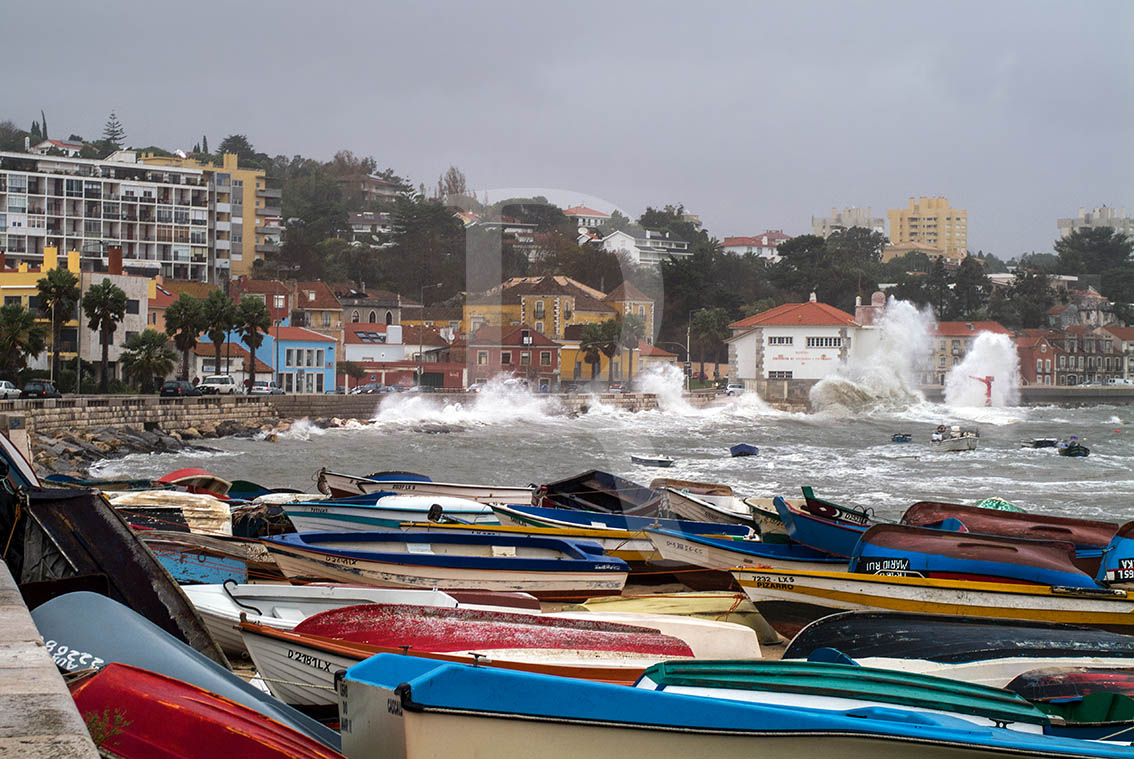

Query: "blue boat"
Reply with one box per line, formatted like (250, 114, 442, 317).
(282, 493, 498, 533)
(891, 433, 913, 443)
(492, 502, 755, 538)
(774, 495, 869, 557)
(31, 592, 340, 752)
(1096, 522, 1134, 585)
(729, 443, 759, 457)
(851, 524, 1100, 588)
(647, 527, 848, 572)
(153, 549, 248, 584)
(337, 653, 1133, 758)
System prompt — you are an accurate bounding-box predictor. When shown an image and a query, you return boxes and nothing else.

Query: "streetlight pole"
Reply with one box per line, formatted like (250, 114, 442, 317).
(686, 308, 701, 392)
(418, 282, 441, 387)
(273, 319, 280, 391)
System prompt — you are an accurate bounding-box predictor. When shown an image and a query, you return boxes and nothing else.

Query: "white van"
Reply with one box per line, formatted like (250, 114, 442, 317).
(199, 375, 239, 395)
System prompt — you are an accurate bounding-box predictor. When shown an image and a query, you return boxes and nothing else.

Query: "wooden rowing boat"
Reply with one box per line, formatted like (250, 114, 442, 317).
(315, 468, 534, 504)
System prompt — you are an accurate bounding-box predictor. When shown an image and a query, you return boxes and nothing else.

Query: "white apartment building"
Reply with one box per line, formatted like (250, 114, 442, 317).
(0, 151, 222, 282)
(1057, 206, 1134, 240)
(600, 228, 691, 265)
(811, 207, 886, 237)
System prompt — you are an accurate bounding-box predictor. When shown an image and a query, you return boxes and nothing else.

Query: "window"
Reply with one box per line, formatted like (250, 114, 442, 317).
(533, 301, 545, 318)
(938, 356, 947, 367)
(368, 310, 377, 323)
(1036, 359, 1042, 373)
(521, 351, 530, 366)
(806, 336, 842, 348)
(385, 311, 393, 325)
(3, 296, 20, 307)
(316, 349, 324, 367)
(535, 320, 544, 334)
(322, 313, 331, 328)
(768, 336, 793, 346)
(273, 295, 286, 310)
(768, 370, 793, 379)
(1045, 359, 1051, 372)
(540, 351, 551, 366)
(477, 351, 488, 365)
(638, 305, 645, 316)
(351, 310, 359, 323)
(286, 348, 294, 367)
(1058, 355, 1066, 368)
(126, 299, 139, 315)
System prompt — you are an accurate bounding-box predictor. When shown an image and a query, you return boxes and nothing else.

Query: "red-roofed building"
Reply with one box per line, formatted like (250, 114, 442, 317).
(638, 340, 677, 370)
(721, 231, 792, 262)
(926, 321, 1012, 385)
(234, 277, 291, 323)
(1101, 326, 1134, 382)
(726, 296, 858, 383)
(189, 342, 273, 386)
(1015, 333, 1063, 386)
(466, 324, 561, 390)
(147, 281, 177, 332)
(564, 206, 611, 228)
(291, 281, 343, 345)
(31, 139, 84, 157)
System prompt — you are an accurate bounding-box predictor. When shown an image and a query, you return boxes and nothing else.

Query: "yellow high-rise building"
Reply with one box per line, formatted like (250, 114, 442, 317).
(887, 197, 968, 262)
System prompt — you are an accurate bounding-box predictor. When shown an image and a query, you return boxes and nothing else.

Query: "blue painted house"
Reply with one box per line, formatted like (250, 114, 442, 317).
(255, 326, 337, 393)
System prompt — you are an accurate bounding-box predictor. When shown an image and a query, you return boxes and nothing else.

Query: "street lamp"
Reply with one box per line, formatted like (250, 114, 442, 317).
(273, 318, 281, 390)
(417, 282, 442, 387)
(686, 308, 706, 392)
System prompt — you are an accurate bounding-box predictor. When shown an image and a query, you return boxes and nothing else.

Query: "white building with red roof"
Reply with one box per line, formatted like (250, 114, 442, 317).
(720, 230, 792, 262)
(563, 205, 611, 229)
(726, 295, 859, 382)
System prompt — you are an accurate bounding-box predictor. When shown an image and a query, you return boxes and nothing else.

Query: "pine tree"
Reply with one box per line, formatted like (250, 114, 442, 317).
(202, 135, 208, 154)
(40, 110, 47, 139)
(30, 121, 41, 139)
(192, 143, 200, 154)
(103, 112, 126, 147)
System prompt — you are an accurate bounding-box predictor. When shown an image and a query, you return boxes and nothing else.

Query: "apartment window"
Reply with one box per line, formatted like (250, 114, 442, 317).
(1035, 359, 1042, 373)
(521, 351, 531, 366)
(535, 321, 544, 334)
(938, 356, 946, 367)
(638, 305, 645, 316)
(126, 299, 140, 315)
(156, 207, 173, 223)
(273, 295, 286, 309)
(286, 348, 294, 367)
(317, 349, 325, 367)
(501, 351, 512, 365)
(1058, 355, 1066, 368)
(806, 336, 842, 348)
(3, 296, 20, 307)
(351, 310, 359, 323)
(768, 336, 793, 346)
(174, 208, 189, 225)
(477, 351, 488, 365)
(938, 340, 946, 351)
(533, 300, 545, 318)
(8, 175, 27, 192)
(540, 351, 551, 366)
(322, 313, 331, 328)
(768, 371, 793, 379)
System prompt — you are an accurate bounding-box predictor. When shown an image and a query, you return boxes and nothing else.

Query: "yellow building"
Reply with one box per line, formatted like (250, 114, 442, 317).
(887, 197, 968, 262)
(0, 246, 80, 369)
(463, 276, 656, 383)
(141, 153, 278, 279)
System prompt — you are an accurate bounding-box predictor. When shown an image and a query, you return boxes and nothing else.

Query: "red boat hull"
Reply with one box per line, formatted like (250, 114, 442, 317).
(68, 663, 343, 759)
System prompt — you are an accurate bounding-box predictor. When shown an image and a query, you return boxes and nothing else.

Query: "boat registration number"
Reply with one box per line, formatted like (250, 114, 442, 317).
(1106, 559, 1134, 582)
(44, 639, 105, 671)
(862, 557, 910, 574)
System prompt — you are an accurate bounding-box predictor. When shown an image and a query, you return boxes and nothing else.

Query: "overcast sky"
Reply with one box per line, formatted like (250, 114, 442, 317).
(6, 0, 1132, 257)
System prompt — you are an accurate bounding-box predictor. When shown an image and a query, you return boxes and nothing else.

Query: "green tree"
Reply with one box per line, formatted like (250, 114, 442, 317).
(201, 135, 208, 154)
(0, 304, 45, 380)
(950, 256, 990, 319)
(164, 294, 204, 380)
(338, 360, 366, 391)
(120, 329, 176, 393)
(217, 134, 256, 161)
(0, 121, 27, 152)
(691, 307, 731, 379)
(923, 259, 952, 319)
(598, 319, 620, 384)
(1009, 270, 1056, 328)
(578, 322, 607, 382)
(102, 112, 126, 147)
(236, 296, 271, 387)
(35, 267, 81, 381)
(1054, 227, 1133, 276)
(29, 120, 40, 139)
(40, 109, 47, 140)
(82, 278, 128, 392)
(617, 313, 648, 384)
(201, 289, 237, 377)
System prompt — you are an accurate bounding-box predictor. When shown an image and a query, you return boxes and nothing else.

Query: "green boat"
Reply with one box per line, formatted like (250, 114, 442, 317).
(636, 659, 1052, 732)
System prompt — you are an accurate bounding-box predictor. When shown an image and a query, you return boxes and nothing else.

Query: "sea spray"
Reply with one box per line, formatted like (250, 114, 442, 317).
(636, 362, 697, 413)
(944, 332, 1021, 407)
(810, 298, 935, 413)
(369, 375, 564, 429)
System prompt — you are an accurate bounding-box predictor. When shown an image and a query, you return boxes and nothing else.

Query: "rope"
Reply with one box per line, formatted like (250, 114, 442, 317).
(236, 673, 337, 692)
(2, 491, 25, 560)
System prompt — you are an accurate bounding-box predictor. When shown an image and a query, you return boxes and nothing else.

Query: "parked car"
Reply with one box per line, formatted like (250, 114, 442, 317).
(1105, 378, 1133, 386)
(607, 383, 625, 393)
(0, 380, 19, 399)
(20, 380, 62, 399)
(198, 375, 239, 395)
(725, 383, 745, 396)
(349, 382, 385, 395)
(466, 382, 487, 393)
(160, 380, 201, 397)
(249, 380, 284, 395)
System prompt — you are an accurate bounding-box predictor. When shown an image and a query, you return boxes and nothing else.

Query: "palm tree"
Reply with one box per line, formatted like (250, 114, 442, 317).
(164, 294, 204, 381)
(598, 319, 620, 384)
(82, 278, 127, 392)
(617, 313, 648, 386)
(0, 304, 46, 380)
(690, 307, 731, 381)
(120, 329, 176, 393)
(201, 289, 237, 377)
(236, 296, 271, 387)
(579, 322, 607, 383)
(36, 267, 81, 381)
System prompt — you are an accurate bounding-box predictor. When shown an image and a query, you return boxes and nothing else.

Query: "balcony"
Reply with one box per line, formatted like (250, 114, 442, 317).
(256, 206, 282, 217)
(215, 239, 231, 250)
(256, 243, 280, 254)
(215, 220, 231, 232)
(257, 187, 282, 200)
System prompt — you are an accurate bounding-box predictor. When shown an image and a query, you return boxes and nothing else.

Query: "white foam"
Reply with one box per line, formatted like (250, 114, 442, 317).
(944, 332, 1021, 408)
(369, 375, 565, 429)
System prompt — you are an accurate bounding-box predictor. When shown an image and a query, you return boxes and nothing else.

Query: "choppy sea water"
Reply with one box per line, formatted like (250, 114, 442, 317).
(92, 372, 1134, 523)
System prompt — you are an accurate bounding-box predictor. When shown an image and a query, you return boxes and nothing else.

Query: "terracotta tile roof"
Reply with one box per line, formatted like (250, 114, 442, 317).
(294, 281, 341, 310)
(563, 206, 610, 218)
(148, 284, 177, 309)
(467, 276, 616, 314)
(638, 340, 676, 357)
(1047, 305, 1068, 315)
(192, 342, 272, 373)
(469, 324, 560, 348)
(400, 325, 449, 347)
(163, 279, 221, 299)
(1104, 326, 1134, 340)
(270, 326, 336, 342)
(729, 301, 858, 329)
(930, 321, 1012, 337)
(237, 278, 289, 295)
(603, 281, 651, 302)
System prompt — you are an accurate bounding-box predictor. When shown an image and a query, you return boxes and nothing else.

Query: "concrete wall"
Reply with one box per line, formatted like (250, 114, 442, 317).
(0, 395, 278, 436)
(0, 561, 99, 757)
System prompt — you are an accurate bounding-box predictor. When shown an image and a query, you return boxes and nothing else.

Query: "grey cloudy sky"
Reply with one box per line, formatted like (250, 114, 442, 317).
(6, 0, 1132, 257)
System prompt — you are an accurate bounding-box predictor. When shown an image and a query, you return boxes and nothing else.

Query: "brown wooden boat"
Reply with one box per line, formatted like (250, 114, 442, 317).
(902, 501, 1118, 549)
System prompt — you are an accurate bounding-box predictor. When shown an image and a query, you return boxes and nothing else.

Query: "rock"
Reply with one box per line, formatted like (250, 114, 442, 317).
(179, 428, 201, 441)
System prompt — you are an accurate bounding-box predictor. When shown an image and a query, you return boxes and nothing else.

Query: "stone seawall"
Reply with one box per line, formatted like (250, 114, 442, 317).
(0, 395, 278, 437)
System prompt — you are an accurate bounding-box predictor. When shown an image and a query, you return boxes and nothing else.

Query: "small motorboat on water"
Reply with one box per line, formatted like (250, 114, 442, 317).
(930, 424, 979, 452)
(1058, 437, 1091, 457)
(890, 433, 912, 443)
(630, 454, 675, 467)
(729, 443, 759, 457)
(1022, 438, 1060, 449)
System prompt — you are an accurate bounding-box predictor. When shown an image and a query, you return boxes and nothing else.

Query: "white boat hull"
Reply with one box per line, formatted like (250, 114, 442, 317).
(317, 470, 533, 504)
(651, 531, 841, 574)
(931, 436, 978, 452)
(241, 624, 352, 706)
(265, 542, 628, 598)
(284, 496, 498, 534)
